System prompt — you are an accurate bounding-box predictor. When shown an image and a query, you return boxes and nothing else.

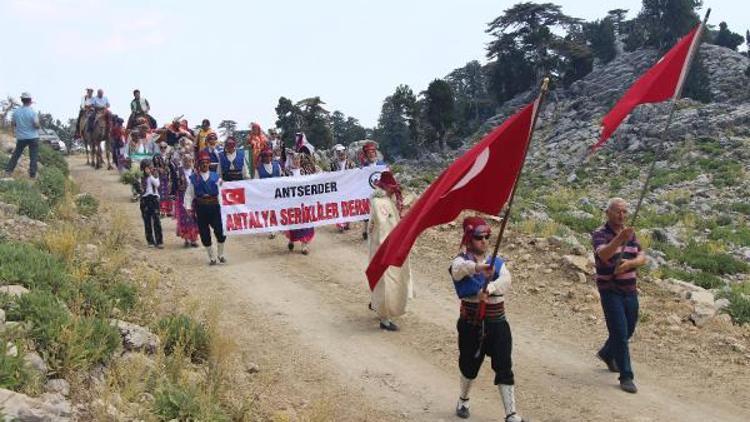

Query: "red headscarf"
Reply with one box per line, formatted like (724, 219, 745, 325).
(375, 171, 404, 216)
(461, 216, 490, 248)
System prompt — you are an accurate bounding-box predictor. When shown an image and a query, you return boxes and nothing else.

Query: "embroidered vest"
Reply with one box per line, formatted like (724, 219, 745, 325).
(450, 253, 504, 299)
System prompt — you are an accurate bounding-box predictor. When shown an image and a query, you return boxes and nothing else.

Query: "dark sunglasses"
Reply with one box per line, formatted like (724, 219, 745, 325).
(472, 234, 491, 241)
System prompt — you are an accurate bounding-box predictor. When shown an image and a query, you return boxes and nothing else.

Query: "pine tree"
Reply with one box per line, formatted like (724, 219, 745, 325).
(585, 18, 617, 64)
(712, 22, 744, 50)
(424, 79, 455, 151)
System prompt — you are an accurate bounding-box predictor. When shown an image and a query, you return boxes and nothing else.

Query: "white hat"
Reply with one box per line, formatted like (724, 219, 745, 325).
(20, 92, 32, 100)
(333, 144, 345, 152)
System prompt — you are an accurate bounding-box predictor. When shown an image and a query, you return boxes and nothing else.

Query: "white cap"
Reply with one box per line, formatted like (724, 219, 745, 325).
(20, 92, 32, 100)
(334, 144, 345, 152)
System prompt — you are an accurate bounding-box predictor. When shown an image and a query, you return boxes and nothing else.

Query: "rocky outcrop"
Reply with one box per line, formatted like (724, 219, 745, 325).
(0, 388, 71, 421)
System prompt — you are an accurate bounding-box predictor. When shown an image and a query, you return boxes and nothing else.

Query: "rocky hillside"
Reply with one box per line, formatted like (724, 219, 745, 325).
(394, 43, 750, 327)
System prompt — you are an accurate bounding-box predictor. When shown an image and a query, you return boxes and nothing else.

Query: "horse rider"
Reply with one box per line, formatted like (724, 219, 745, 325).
(128, 89, 157, 130)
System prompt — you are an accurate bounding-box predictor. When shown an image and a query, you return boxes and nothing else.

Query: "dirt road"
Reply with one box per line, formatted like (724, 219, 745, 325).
(70, 156, 749, 421)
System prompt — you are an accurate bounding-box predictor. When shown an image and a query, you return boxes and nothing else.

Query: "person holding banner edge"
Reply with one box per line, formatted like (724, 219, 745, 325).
(184, 151, 227, 265)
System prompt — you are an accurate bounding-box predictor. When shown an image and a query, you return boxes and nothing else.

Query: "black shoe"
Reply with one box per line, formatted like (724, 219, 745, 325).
(155, 244, 164, 249)
(455, 399, 470, 419)
(368, 302, 374, 312)
(620, 378, 638, 394)
(218, 256, 226, 263)
(379, 321, 399, 331)
(209, 260, 217, 266)
(597, 352, 619, 373)
(362, 232, 368, 240)
(287, 242, 294, 251)
(190, 242, 199, 248)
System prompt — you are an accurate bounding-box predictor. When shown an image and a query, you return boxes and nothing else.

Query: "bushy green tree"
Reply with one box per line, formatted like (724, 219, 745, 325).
(275, 97, 303, 146)
(424, 79, 455, 151)
(375, 85, 419, 158)
(712, 21, 744, 50)
(446, 61, 495, 135)
(296, 97, 333, 149)
(585, 18, 617, 64)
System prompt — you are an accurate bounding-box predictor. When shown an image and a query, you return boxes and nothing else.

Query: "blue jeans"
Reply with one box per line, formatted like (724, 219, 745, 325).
(5, 138, 39, 177)
(598, 289, 638, 381)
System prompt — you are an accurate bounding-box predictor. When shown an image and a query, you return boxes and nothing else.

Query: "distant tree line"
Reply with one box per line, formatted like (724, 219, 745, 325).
(271, 0, 748, 160)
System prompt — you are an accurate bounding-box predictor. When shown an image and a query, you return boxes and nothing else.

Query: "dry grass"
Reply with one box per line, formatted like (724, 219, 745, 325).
(515, 218, 565, 238)
(41, 223, 84, 263)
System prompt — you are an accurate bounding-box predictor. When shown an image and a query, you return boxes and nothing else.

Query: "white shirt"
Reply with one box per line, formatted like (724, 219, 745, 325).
(183, 171, 222, 211)
(80, 95, 93, 110)
(450, 254, 511, 304)
(143, 175, 160, 198)
(217, 151, 250, 179)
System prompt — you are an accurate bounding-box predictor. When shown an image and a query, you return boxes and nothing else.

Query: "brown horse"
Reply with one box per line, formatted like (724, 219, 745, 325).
(83, 110, 112, 169)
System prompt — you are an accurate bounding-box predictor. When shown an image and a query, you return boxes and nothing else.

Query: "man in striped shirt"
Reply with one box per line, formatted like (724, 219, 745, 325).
(591, 198, 646, 394)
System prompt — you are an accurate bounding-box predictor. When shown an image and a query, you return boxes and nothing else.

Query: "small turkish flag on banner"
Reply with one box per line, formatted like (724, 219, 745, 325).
(592, 24, 703, 152)
(365, 100, 540, 289)
(221, 188, 245, 205)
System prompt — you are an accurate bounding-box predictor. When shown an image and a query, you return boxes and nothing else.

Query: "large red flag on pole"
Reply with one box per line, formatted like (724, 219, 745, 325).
(591, 22, 705, 152)
(366, 96, 543, 289)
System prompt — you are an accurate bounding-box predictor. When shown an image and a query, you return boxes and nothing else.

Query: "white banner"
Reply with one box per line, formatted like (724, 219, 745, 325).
(219, 166, 387, 235)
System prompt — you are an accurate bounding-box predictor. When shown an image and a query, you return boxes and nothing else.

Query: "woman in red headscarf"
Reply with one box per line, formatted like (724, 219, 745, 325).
(367, 171, 412, 331)
(246, 122, 268, 175)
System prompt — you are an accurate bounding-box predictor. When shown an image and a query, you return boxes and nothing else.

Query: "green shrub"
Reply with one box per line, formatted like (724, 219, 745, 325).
(553, 212, 600, 233)
(120, 167, 140, 186)
(0, 342, 31, 390)
(54, 317, 120, 375)
(677, 242, 748, 275)
(37, 166, 66, 205)
(650, 166, 699, 189)
(638, 208, 682, 229)
(75, 193, 98, 217)
(153, 381, 229, 422)
(712, 161, 743, 188)
(0, 242, 71, 295)
(709, 226, 750, 247)
(157, 314, 211, 363)
(11, 290, 70, 352)
(0, 179, 50, 220)
(74, 279, 138, 318)
(38, 144, 69, 176)
(694, 137, 722, 155)
(659, 266, 724, 289)
(718, 284, 750, 325)
(731, 202, 750, 216)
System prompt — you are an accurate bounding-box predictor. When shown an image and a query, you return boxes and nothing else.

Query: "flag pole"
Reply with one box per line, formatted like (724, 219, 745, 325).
(488, 77, 550, 264)
(473, 77, 549, 358)
(614, 8, 710, 270)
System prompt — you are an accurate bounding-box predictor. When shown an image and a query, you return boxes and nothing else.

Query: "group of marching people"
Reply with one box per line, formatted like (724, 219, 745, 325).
(119, 116, 389, 264)
(88, 88, 531, 421)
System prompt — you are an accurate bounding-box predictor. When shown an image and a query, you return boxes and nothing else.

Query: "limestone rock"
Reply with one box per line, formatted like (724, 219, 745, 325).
(688, 290, 717, 327)
(45, 378, 71, 397)
(0, 284, 30, 297)
(0, 388, 71, 420)
(23, 351, 48, 376)
(111, 319, 160, 354)
(562, 255, 592, 274)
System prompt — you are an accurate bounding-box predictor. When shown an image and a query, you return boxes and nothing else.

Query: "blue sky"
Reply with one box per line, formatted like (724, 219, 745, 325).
(0, 0, 744, 131)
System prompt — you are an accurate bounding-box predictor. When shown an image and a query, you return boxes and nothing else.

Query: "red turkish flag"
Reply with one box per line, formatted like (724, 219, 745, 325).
(365, 100, 540, 289)
(592, 24, 703, 152)
(221, 187, 245, 205)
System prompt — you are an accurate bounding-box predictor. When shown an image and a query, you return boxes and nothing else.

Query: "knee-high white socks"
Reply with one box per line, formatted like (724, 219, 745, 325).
(217, 242, 224, 259)
(499, 384, 523, 422)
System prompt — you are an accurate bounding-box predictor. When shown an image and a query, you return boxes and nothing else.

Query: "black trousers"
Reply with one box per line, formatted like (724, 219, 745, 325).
(140, 195, 162, 245)
(457, 317, 514, 385)
(196, 203, 226, 247)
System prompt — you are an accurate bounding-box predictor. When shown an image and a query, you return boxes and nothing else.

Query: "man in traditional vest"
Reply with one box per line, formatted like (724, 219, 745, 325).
(128, 89, 156, 129)
(184, 151, 227, 265)
(451, 216, 527, 422)
(201, 132, 220, 173)
(257, 147, 282, 179)
(218, 137, 249, 181)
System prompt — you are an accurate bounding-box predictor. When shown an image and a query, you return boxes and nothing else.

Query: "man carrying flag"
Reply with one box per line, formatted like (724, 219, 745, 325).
(366, 79, 547, 421)
(451, 216, 525, 421)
